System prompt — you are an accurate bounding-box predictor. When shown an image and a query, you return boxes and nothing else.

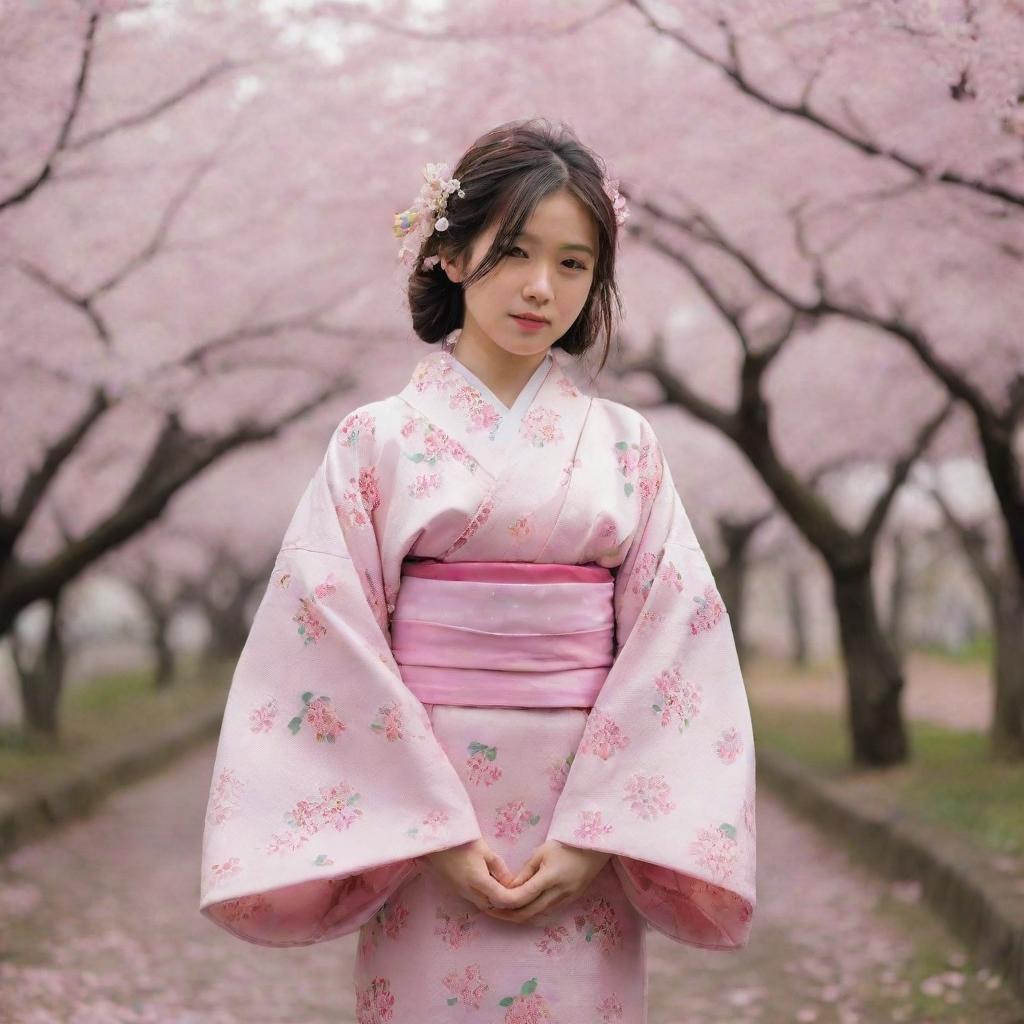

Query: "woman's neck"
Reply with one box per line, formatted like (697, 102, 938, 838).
(449, 331, 550, 410)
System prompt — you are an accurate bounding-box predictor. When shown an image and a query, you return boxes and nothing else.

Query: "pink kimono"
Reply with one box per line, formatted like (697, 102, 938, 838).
(199, 337, 757, 1023)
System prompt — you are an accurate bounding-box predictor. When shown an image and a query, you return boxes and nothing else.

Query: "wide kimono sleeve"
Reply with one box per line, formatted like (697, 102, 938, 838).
(198, 413, 483, 947)
(545, 417, 756, 950)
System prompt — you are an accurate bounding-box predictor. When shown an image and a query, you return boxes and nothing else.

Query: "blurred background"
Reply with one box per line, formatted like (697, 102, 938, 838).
(1, 2, 1022, 1022)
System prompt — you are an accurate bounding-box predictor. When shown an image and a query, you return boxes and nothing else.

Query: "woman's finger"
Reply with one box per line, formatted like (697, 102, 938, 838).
(484, 850, 514, 887)
(489, 884, 565, 925)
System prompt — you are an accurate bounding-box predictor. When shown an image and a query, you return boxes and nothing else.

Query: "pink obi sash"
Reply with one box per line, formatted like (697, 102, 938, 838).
(391, 559, 615, 709)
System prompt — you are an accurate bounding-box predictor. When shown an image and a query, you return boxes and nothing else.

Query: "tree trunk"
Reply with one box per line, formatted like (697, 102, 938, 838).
(990, 547, 1024, 759)
(830, 564, 909, 765)
(785, 565, 809, 668)
(16, 597, 67, 739)
(153, 623, 176, 690)
(887, 529, 911, 667)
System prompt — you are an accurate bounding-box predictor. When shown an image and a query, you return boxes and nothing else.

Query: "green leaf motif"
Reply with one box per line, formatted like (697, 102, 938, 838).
(409, 452, 425, 462)
(529, 814, 540, 826)
(566, 753, 575, 766)
(652, 703, 661, 713)
(301, 691, 314, 704)
(521, 978, 538, 995)
(447, 997, 458, 1006)
(720, 822, 737, 840)
(624, 482, 634, 497)
(485, 746, 497, 761)
(288, 716, 302, 735)
(499, 997, 515, 1007)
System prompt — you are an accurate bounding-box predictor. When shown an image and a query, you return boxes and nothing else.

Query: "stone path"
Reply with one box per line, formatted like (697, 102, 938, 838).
(1, 741, 1021, 1024)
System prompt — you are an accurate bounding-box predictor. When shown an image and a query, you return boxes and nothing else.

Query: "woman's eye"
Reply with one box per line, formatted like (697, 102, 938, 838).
(507, 247, 586, 271)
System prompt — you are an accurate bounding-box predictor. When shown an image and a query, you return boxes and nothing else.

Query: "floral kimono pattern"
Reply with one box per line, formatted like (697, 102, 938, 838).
(199, 339, 756, 1023)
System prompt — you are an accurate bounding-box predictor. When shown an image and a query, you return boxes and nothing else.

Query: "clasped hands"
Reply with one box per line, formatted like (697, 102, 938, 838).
(422, 837, 611, 925)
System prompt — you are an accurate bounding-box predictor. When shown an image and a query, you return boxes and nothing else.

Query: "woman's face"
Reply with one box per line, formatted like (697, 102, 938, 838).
(442, 186, 598, 358)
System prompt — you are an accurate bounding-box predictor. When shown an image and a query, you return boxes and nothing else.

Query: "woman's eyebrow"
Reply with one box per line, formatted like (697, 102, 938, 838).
(515, 230, 594, 257)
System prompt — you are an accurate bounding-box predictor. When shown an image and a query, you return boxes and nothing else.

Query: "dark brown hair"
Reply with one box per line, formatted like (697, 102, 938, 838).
(405, 117, 624, 374)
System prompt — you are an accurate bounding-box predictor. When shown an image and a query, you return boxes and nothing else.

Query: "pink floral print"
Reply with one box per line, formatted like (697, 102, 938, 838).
(292, 594, 327, 646)
(630, 551, 659, 598)
(359, 898, 410, 958)
(267, 779, 362, 853)
(596, 994, 624, 1021)
(206, 768, 244, 825)
(493, 798, 540, 842)
(355, 975, 395, 1023)
(508, 514, 532, 540)
(623, 773, 676, 820)
(338, 410, 376, 446)
(574, 896, 623, 953)
(578, 710, 630, 760)
(499, 978, 556, 1022)
(466, 741, 503, 786)
(449, 495, 495, 554)
(338, 465, 382, 528)
(207, 857, 242, 889)
(449, 381, 502, 436)
(573, 810, 613, 842)
(715, 725, 743, 764)
(690, 821, 740, 883)
(520, 406, 564, 447)
(535, 924, 570, 957)
(652, 665, 703, 732)
(546, 753, 573, 792)
(216, 891, 271, 924)
(401, 415, 479, 474)
(434, 906, 479, 949)
(406, 808, 450, 841)
(370, 701, 404, 741)
(288, 692, 346, 742)
(408, 472, 443, 498)
(248, 697, 278, 733)
(689, 583, 725, 634)
(443, 963, 489, 1009)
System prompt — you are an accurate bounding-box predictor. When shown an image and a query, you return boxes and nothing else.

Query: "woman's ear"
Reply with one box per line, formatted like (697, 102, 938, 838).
(441, 251, 464, 284)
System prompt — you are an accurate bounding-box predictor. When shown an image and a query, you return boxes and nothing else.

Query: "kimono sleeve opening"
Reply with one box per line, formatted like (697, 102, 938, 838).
(198, 420, 483, 948)
(545, 420, 757, 950)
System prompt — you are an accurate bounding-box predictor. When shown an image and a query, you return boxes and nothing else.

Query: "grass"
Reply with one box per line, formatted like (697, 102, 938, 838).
(0, 655, 233, 794)
(751, 700, 1024, 860)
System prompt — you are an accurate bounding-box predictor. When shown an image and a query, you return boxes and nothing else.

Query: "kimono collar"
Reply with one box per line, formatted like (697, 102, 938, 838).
(397, 344, 592, 477)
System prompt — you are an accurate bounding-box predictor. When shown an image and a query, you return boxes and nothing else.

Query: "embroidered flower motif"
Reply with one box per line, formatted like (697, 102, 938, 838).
(578, 710, 630, 760)
(370, 701, 404, 741)
(355, 975, 396, 1023)
(449, 380, 503, 437)
(206, 768, 244, 825)
(292, 590, 328, 646)
(267, 779, 362, 853)
(690, 822, 739, 883)
(288, 692, 346, 743)
(249, 697, 279, 733)
(493, 798, 541, 842)
(360, 898, 411, 958)
(573, 810, 613, 842)
(715, 725, 743, 764)
(337, 410, 376, 446)
(406, 808, 450, 841)
(635, 609, 665, 635)
(690, 583, 725, 634)
(574, 896, 623, 953)
(623, 773, 676, 820)
(520, 406, 563, 447)
(338, 465, 382, 528)
(652, 665, 703, 732)
(546, 752, 573, 793)
(408, 472, 443, 498)
(402, 416, 479, 474)
(208, 857, 242, 890)
(596, 994, 625, 1021)
(558, 375, 580, 398)
(443, 963, 489, 1009)
(613, 438, 658, 498)
(630, 551, 659, 598)
(499, 978, 555, 1021)
(274, 570, 291, 589)
(535, 924, 570, 957)
(508, 515, 532, 540)
(466, 741, 503, 786)
(449, 496, 495, 554)
(434, 906, 479, 949)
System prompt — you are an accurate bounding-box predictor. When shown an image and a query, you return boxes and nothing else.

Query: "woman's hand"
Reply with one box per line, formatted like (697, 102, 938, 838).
(483, 840, 611, 925)
(421, 839, 520, 915)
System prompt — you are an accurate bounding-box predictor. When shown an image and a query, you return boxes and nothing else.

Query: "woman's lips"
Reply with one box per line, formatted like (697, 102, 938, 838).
(510, 314, 547, 331)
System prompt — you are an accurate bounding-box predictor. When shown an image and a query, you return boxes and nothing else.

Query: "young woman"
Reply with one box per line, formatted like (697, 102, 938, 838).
(199, 118, 756, 1024)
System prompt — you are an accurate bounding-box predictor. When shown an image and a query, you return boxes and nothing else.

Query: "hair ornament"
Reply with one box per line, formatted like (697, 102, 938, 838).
(393, 161, 464, 270)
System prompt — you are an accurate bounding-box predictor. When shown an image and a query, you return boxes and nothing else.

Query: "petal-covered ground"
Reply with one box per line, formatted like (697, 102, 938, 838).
(0, 743, 1021, 1024)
